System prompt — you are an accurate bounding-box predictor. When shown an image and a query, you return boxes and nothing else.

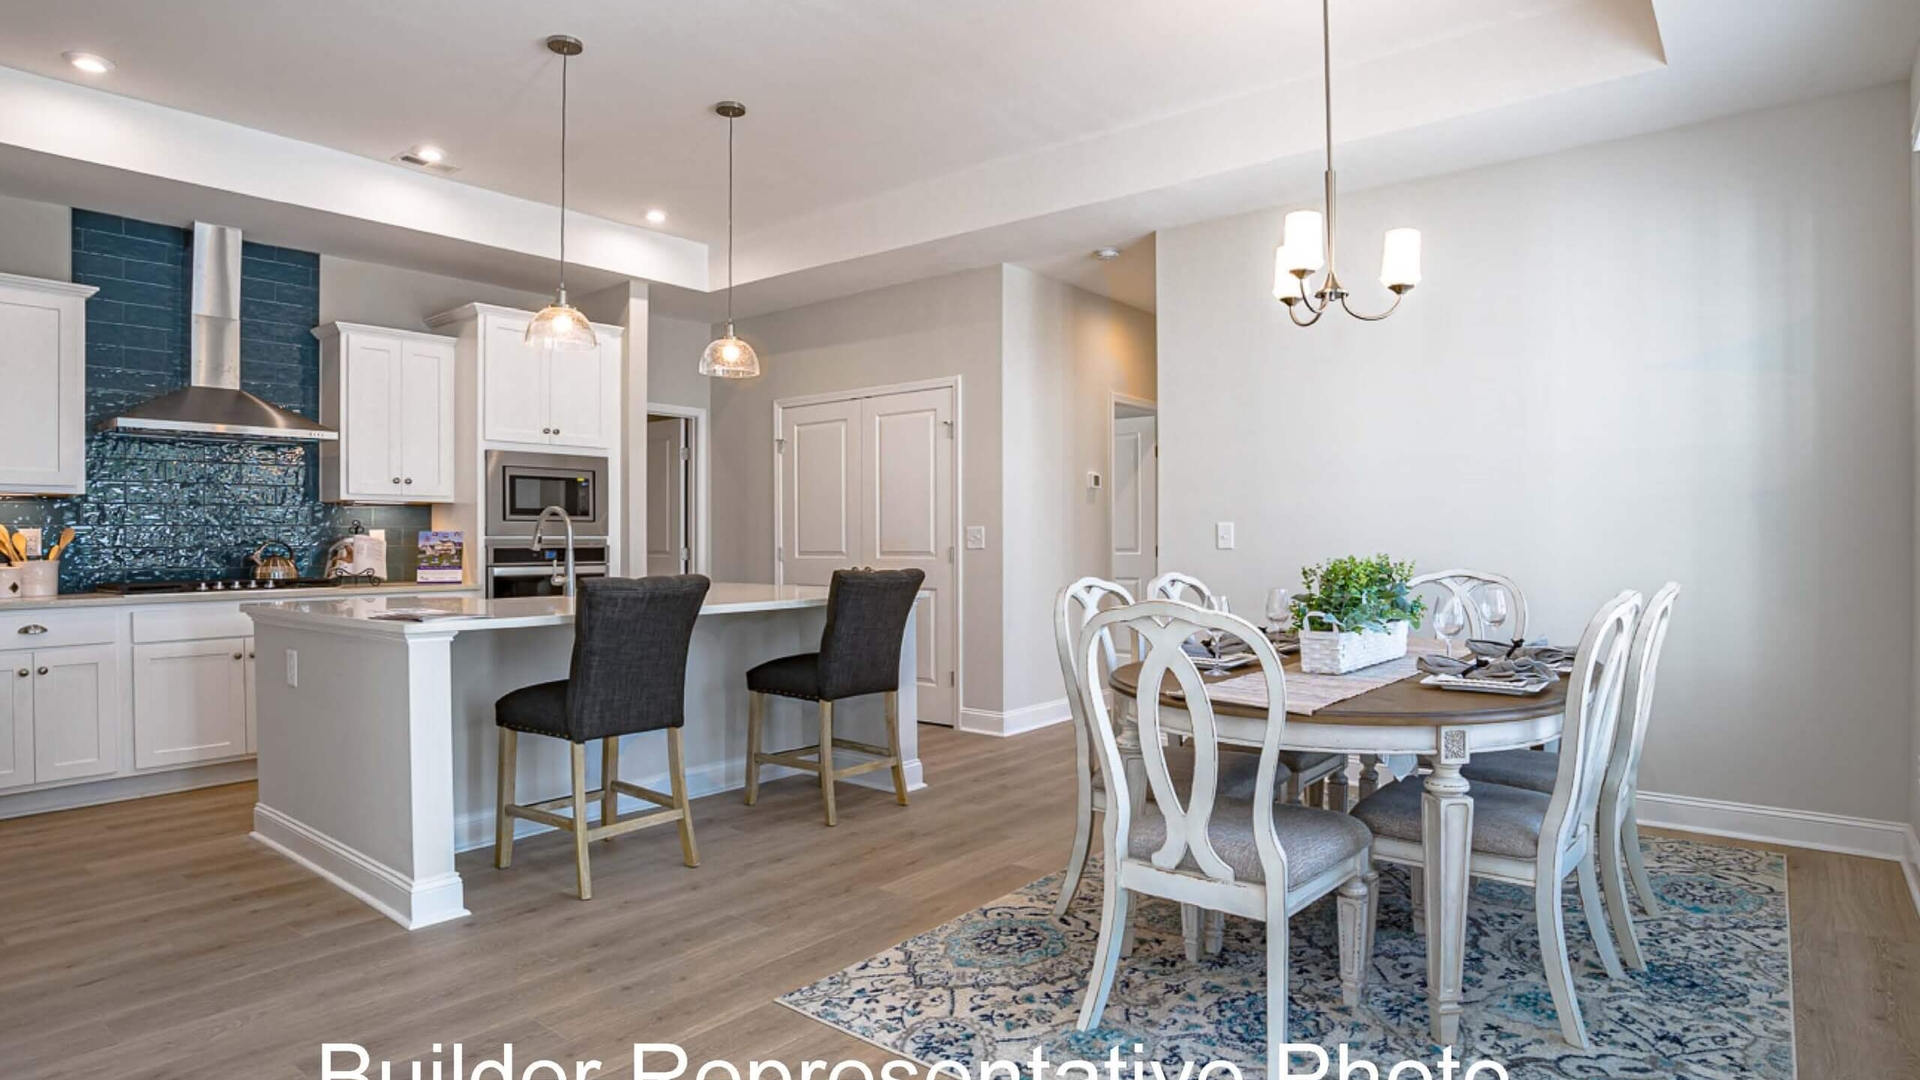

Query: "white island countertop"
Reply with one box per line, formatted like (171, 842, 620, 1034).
(243, 581, 831, 636)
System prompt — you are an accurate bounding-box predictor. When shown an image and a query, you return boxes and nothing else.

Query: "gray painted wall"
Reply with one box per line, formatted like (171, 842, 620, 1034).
(0, 192, 71, 280)
(1158, 84, 1915, 824)
(648, 316, 716, 413)
(317, 255, 552, 331)
(1910, 55, 1920, 838)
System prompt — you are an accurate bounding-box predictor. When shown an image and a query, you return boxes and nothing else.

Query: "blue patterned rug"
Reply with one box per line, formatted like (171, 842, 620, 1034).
(778, 837, 1792, 1078)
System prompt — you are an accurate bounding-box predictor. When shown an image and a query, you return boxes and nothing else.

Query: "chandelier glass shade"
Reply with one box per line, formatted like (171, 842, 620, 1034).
(1274, 0, 1422, 326)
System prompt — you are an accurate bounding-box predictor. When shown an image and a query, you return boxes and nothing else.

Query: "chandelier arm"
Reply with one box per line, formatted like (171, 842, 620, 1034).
(1287, 298, 1326, 327)
(1336, 290, 1405, 322)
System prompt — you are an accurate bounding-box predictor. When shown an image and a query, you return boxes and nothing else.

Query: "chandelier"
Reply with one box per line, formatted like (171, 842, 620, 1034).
(1274, 0, 1422, 325)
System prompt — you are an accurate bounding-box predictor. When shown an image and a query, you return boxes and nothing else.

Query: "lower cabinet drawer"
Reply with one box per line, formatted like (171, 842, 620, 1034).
(131, 604, 252, 644)
(0, 610, 117, 650)
(132, 638, 250, 769)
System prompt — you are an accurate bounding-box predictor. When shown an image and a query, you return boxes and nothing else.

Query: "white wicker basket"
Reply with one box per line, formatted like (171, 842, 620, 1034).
(1297, 618, 1409, 674)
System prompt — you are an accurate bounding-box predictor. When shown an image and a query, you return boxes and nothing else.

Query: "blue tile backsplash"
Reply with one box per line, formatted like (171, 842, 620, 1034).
(0, 211, 430, 591)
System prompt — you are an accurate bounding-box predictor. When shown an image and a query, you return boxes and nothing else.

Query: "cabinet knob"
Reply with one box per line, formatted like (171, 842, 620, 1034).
(542, 427, 552, 435)
(391, 476, 402, 485)
(14, 669, 26, 679)
(232, 651, 244, 661)
(404, 477, 413, 485)
(18, 624, 46, 635)
(552, 428, 560, 435)
(248, 651, 257, 660)
(36, 667, 47, 676)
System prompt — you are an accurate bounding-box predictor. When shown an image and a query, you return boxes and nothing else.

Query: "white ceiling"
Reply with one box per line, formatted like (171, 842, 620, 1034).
(0, 0, 1915, 318)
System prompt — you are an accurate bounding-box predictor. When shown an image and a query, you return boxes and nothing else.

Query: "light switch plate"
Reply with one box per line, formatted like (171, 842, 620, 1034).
(965, 526, 987, 550)
(1215, 522, 1235, 550)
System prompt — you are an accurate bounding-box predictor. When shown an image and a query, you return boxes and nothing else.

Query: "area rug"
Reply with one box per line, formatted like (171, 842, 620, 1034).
(778, 837, 1792, 1079)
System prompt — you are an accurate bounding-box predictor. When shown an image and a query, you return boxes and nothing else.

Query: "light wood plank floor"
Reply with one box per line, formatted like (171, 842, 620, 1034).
(0, 724, 1914, 1078)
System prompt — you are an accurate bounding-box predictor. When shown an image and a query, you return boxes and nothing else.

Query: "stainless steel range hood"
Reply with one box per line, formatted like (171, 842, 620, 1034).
(96, 222, 337, 442)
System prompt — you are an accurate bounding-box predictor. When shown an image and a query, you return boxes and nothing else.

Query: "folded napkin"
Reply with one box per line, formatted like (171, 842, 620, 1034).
(1463, 637, 1576, 667)
(1419, 651, 1560, 682)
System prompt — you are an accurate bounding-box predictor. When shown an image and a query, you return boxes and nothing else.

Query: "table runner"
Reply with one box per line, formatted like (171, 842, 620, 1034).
(1201, 637, 1451, 715)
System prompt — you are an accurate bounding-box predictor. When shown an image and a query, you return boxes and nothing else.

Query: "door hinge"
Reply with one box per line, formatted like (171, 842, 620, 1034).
(776, 545, 784, 563)
(775, 437, 786, 453)
(943, 419, 955, 438)
(679, 547, 690, 563)
(680, 446, 692, 462)
(947, 545, 955, 564)
(948, 670, 956, 687)
(1153, 444, 1159, 458)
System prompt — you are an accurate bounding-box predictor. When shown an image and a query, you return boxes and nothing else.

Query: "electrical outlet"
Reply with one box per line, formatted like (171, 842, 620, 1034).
(1215, 522, 1236, 550)
(15, 528, 41, 557)
(965, 526, 987, 550)
(285, 649, 298, 688)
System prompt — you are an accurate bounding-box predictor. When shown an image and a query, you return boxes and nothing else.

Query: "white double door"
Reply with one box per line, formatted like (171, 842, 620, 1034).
(778, 385, 957, 726)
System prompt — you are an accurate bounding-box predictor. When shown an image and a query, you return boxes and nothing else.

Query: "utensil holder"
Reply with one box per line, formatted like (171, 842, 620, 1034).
(0, 566, 21, 599)
(18, 560, 58, 598)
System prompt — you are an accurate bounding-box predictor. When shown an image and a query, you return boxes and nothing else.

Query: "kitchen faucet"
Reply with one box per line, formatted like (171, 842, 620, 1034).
(530, 505, 578, 598)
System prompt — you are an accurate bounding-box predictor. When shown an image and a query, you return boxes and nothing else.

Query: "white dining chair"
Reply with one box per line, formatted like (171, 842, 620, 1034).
(1350, 588, 1642, 1049)
(1407, 568, 1532, 643)
(1460, 581, 1680, 969)
(1072, 599, 1376, 1076)
(1148, 570, 1349, 809)
(1053, 577, 1289, 919)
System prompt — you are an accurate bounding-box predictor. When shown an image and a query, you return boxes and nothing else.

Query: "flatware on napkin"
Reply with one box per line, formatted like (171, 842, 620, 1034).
(1419, 644, 1561, 682)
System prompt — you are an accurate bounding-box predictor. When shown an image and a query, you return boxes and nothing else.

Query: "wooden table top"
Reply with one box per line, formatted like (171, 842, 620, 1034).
(1109, 658, 1570, 728)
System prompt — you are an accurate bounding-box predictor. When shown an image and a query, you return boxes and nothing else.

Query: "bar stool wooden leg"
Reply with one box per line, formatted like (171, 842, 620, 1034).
(819, 699, 838, 827)
(744, 691, 765, 806)
(570, 742, 593, 900)
(667, 727, 700, 867)
(601, 735, 621, 834)
(495, 729, 517, 869)
(885, 690, 909, 806)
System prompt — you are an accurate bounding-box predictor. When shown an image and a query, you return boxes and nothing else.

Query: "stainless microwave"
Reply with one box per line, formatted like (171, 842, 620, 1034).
(485, 451, 608, 539)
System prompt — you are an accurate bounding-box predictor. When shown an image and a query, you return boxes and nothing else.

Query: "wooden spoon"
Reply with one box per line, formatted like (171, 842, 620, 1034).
(0, 526, 15, 565)
(10, 534, 29, 563)
(47, 527, 75, 561)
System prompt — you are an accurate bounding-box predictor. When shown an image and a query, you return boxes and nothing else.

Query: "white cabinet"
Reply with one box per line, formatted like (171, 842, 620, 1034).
(0, 273, 98, 495)
(315, 322, 457, 503)
(429, 304, 621, 451)
(132, 638, 250, 769)
(0, 643, 119, 787)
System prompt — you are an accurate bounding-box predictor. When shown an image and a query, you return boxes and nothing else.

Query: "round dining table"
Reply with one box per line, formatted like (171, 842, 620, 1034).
(1109, 657, 1570, 1046)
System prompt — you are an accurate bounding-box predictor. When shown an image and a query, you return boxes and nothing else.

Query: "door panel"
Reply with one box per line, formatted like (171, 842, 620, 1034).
(397, 339, 455, 499)
(134, 638, 249, 769)
(0, 657, 32, 790)
(646, 418, 688, 575)
(342, 333, 399, 497)
(0, 297, 67, 488)
(780, 399, 863, 585)
(32, 644, 118, 783)
(483, 317, 551, 444)
(862, 388, 955, 726)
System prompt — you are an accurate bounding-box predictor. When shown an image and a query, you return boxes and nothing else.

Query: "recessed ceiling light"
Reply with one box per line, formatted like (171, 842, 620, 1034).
(645, 209, 668, 225)
(1092, 247, 1121, 261)
(412, 144, 446, 164)
(63, 51, 114, 75)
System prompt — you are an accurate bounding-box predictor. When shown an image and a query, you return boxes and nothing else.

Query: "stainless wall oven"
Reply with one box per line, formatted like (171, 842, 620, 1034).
(485, 451, 608, 540)
(486, 541, 610, 599)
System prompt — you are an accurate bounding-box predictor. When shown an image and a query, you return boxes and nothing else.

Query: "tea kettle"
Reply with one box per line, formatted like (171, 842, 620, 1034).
(248, 539, 300, 581)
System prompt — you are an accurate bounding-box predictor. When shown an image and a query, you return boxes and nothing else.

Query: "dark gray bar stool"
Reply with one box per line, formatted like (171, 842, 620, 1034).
(494, 574, 710, 900)
(743, 568, 923, 826)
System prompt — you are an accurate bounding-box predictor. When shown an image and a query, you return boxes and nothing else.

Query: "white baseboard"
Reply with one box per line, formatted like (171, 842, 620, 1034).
(0, 760, 257, 821)
(449, 754, 926, 853)
(958, 698, 1071, 738)
(1637, 789, 1920, 918)
(251, 804, 469, 930)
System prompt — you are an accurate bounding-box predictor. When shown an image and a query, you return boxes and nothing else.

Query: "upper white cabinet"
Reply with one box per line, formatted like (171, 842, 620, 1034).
(0, 273, 98, 495)
(314, 322, 457, 503)
(428, 304, 622, 451)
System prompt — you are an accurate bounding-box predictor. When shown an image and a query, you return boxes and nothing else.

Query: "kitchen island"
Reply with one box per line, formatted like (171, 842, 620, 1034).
(244, 584, 923, 928)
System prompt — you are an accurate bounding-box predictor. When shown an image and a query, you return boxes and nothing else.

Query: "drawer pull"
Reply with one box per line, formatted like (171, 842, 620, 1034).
(36, 667, 47, 676)
(18, 624, 47, 635)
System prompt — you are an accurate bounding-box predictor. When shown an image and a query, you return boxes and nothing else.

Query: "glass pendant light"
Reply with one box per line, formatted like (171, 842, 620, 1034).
(527, 35, 598, 352)
(701, 101, 760, 378)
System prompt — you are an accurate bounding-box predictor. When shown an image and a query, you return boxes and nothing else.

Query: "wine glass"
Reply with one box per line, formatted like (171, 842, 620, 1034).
(1478, 587, 1511, 641)
(1265, 587, 1291, 633)
(1434, 595, 1467, 657)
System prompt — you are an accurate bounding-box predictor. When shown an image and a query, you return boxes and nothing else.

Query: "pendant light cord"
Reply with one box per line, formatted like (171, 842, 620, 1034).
(725, 113, 736, 331)
(558, 51, 569, 298)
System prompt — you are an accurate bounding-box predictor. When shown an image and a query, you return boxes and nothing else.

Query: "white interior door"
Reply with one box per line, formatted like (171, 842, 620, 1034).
(863, 388, 956, 726)
(778, 385, 959, 726)
(1111, 413, 1158, 602)
(780, 398, 864, 587)
(646, 417, 689, 575)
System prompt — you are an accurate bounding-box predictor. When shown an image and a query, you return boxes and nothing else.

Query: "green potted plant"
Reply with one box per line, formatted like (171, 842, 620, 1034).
(1288, 555, 1425, 674)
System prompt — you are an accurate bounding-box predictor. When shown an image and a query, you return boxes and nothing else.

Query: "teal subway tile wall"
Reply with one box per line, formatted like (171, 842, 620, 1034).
(0, 211, 431, 590)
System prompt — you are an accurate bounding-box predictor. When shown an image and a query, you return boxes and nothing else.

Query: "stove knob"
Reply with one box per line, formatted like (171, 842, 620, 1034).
(196, 582, 210, 591)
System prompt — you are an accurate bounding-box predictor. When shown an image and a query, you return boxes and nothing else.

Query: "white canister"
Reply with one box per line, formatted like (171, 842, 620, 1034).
(0, 566, 20, 599)
(18, 560, 58, 598)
